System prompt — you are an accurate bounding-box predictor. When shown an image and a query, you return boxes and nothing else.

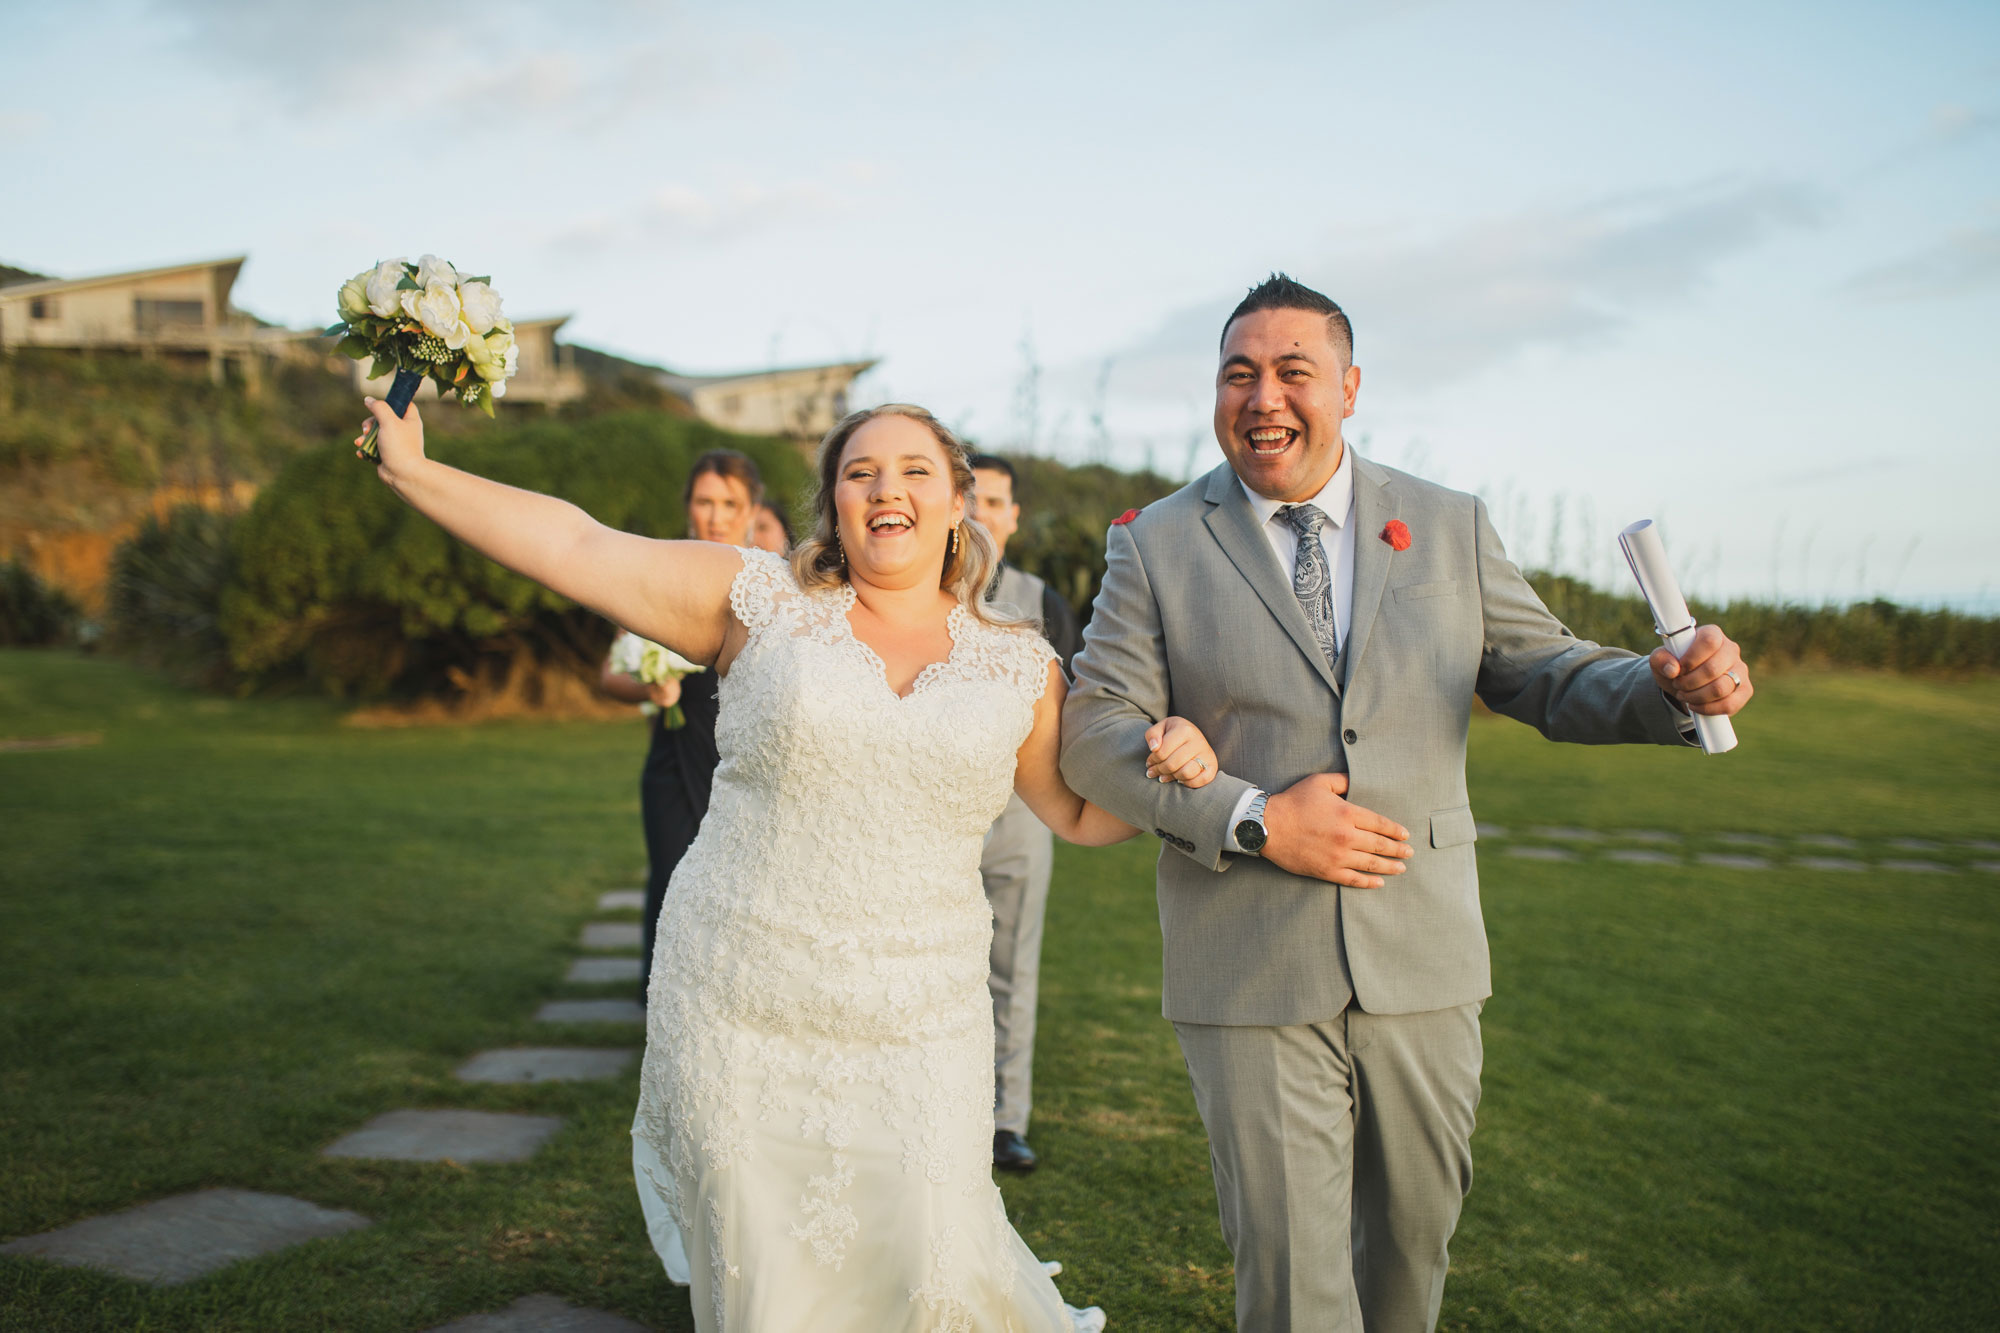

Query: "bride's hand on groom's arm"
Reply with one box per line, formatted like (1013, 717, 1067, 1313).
(1144, 717, 1217, 788)
(1262, 774, 1414, 889)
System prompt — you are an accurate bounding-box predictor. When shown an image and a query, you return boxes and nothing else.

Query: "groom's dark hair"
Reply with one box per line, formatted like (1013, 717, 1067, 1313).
(1223, 273, 1354, 366)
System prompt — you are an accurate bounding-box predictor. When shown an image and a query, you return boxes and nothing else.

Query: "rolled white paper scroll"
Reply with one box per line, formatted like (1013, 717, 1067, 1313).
(1617, 519, 1738, 755)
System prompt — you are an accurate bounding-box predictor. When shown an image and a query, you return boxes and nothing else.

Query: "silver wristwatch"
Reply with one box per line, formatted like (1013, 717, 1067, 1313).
(1234, 790, 1270, 855)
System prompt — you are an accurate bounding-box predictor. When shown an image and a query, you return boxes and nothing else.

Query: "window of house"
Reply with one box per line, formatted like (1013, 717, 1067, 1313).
(29, 297, 58, 320)
(134, 299, 206, 330)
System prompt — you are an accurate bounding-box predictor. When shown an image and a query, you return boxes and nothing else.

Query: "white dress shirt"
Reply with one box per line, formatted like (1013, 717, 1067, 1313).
(1223, 446, 1357, 852)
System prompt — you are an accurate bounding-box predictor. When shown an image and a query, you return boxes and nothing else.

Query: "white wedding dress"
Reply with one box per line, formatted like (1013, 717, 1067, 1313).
(632, 548, 1106, 1332)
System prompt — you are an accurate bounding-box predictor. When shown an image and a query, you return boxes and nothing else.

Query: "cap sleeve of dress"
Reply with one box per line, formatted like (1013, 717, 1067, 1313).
(727, 547, 798, 636)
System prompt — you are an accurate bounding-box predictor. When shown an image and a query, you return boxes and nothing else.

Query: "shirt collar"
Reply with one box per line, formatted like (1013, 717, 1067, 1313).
(1239, 442, 1356, 532)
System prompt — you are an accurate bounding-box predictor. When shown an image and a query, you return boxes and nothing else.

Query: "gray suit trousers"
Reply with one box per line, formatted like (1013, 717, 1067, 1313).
(1174, 1003, 1483, 1333)
(982, 790, 1054, 1136)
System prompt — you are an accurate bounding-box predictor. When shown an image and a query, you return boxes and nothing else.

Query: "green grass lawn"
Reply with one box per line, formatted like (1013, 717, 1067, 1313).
(2, 653, 1996, 1330)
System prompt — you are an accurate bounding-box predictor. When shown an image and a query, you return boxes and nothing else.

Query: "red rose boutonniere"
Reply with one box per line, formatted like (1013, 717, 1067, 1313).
(1381, 519, 1412, 551)
(1112, 508, 1141, 526)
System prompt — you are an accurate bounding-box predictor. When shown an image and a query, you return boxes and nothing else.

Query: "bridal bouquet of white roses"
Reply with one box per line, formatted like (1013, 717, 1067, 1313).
(607, 632, 705, 729)
(330, 254, 518, 459)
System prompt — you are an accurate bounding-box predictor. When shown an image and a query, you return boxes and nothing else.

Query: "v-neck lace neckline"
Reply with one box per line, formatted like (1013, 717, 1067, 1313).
(839, 586, 969, 701)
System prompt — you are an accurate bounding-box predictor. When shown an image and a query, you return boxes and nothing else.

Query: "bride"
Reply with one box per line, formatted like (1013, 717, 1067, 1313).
(360, 399, 1219, 1330)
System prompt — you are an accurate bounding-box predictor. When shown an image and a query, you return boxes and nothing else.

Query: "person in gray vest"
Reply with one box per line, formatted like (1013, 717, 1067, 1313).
(969, 453, 1083, 1174)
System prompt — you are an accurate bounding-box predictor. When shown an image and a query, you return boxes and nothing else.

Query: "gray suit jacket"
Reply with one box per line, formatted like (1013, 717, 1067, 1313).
(1060, 454, 1692, 1025)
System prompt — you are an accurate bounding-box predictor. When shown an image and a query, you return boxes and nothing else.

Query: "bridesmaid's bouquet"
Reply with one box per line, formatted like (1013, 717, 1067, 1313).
(330, 255, 518, 459)
(608, 633, 705, 729)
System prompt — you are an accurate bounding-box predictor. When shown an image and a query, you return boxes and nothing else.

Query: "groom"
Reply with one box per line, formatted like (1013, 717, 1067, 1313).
(1060, 275, 1753, 1331)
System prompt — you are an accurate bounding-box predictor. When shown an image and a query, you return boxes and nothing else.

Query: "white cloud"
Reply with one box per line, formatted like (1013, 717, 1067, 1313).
(0, 110, 47, 142)
(1840, 224, 2000, 302)
(1104, 179, 1826, 397)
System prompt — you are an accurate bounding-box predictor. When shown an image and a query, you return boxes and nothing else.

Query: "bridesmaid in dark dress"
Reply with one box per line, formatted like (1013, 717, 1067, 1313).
(599, 450, 768, 1001)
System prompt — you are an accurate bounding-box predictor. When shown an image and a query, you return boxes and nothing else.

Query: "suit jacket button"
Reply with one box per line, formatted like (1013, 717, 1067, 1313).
(1343, 727, 1359, 744)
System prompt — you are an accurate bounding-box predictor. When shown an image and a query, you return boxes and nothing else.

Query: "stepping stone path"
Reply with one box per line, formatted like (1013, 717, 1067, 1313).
(1478, 822, 2000, 878)
(456, 1048, 636, 1084)
(536, 999, 646, 1026)
(424, 1293, 653, 1332)
(1606, 849, 1678, 865)
(597, 889, 646, 911)
(580, 922, 643, 951)
(568, 956, 643, 984)
(323, 1110, 563, 1164)
(0, 1188, 369, 1285)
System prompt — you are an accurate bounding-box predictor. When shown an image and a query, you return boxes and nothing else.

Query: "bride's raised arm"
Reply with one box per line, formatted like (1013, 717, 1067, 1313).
(362, 397, 744, 666)
(1013, 658, 1216, 845)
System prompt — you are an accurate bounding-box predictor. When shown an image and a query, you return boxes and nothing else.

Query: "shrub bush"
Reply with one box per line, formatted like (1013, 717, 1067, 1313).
(220, 411, 810, 700)
(106, 504, 239, 686)
(0, 558, 82, 647)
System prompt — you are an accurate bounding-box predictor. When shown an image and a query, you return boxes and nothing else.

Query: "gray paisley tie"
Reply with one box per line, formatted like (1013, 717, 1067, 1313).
(1281, 504, 1339, 669)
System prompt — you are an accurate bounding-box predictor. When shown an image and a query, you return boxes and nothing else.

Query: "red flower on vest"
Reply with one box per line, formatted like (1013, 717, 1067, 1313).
(1112, 508, 1141, 526)
(1381, 519, 1412, 551)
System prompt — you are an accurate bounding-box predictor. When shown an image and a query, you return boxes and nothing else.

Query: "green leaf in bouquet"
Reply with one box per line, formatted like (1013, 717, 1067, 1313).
(453, 363, 469, 384)
(479, 393, 497, 418)
(337, 335, 369, 361)
(368, 354, 397, 381)
(463, 275, 491, 285)
(396, 276, 420, 291)
(323, 322, 348, 338)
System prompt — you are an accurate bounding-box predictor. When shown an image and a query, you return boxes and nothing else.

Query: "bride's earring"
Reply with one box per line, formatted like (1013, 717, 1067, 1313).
(835, 535, 846, 567)
(948, 525, 959, 563)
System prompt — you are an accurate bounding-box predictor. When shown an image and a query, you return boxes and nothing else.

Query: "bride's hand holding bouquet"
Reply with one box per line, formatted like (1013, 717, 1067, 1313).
(333, 254, 518, 461)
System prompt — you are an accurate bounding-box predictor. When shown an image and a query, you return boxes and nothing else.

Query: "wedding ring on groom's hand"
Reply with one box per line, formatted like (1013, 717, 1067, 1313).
(1726, 669, 1743, 691)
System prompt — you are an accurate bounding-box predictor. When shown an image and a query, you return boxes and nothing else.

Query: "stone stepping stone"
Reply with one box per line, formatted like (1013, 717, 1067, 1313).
(1613, 829, 1682, 844)
(1606, 849, 1678, 865)
(0, 1188, 368, 1285)
(1796, 857, 1867, 872)
(596, 889, 645, 911)
(1889, 838, 1945, 852)
(535, 999, 645, 1026)
(1530, 826, 1602, 842)
(455, 1048, 637, 1084)
(1716, 833, 1779, 848)
(1504, 846, 1578, 862)
(423, 1293, 653, 1332)
(323, 1110, 561, 1163)
(566, 956, 642, 984)
(1474, 822, 1508, 839)
(1697, 853, 1770, 870)
(1881, 859, 1953, 874)
(1974, 862, 2000, 874)
(1797, 834, 1858, 850)
(1959, 839, 2000, 853)
(579, 922, 642, 951)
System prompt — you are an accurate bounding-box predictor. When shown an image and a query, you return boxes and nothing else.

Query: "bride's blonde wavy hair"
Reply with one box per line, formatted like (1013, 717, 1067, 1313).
(792, 404, 1032, 630)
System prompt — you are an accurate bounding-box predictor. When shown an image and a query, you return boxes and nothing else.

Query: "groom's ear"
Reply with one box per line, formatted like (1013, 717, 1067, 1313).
(1342, 363, 1361, 419)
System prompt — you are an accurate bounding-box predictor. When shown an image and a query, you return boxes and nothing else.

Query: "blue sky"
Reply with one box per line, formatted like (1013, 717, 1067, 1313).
(5, 0, 1996, 607)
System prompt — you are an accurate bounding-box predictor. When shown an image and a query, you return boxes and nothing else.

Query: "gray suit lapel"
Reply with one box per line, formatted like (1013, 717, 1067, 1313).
(1340, 452, 1399, 688)
(1200, 465, 1343, 696)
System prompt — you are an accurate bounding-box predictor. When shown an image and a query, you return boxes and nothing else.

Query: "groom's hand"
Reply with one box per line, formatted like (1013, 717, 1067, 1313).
(1650, 625, 1753, 716)
(1262, 773, 1413, 889)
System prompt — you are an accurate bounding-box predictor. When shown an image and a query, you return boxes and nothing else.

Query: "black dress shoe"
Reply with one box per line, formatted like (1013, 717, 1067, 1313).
(993, 1129, 1038, 1173)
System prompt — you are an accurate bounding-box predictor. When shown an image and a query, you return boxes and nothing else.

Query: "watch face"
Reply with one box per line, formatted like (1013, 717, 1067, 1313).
(1236, 819, 1267, 853)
